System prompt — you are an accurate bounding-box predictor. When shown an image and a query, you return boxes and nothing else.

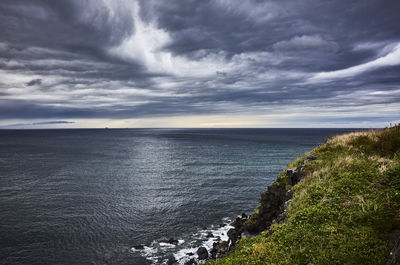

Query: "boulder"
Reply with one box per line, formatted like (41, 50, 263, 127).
(210, 243, 218, 259)
(160, 237, 179, 244)
(227, 228, 239, 245)
(197, 246, 208, 260)
(215, 241, 229, 257)
(132, 244, 145, 250)
(206, 231, 214, 238)
(210, 240, 230, 259)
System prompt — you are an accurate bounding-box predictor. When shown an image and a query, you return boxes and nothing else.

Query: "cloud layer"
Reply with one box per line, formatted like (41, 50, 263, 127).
(0, 0, 399, 127)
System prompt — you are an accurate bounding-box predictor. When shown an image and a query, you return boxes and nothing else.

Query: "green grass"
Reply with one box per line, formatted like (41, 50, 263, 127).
(208, 125, 400, 265)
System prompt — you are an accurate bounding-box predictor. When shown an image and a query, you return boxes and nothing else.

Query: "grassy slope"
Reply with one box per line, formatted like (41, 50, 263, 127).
(209, 125, 400, 265)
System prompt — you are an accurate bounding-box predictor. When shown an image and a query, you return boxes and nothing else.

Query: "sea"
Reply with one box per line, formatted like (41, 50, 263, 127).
(0, 128, 360, 265)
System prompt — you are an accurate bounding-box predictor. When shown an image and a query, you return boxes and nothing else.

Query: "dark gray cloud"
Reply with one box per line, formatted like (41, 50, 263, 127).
(26, 78, 42, 86)
(0, 0, 399, 126)
(0, 0, 134, 52)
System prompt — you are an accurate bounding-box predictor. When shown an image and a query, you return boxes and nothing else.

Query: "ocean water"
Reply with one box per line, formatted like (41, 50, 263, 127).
(0, 128, 359, 264)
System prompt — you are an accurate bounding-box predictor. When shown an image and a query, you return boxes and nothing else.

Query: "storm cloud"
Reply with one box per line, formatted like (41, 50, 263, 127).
(0, 0, 399, 127)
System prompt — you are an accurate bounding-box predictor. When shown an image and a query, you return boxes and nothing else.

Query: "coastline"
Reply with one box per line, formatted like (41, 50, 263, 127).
(154, 152, 320, 264)
(162, 126, 400, 265)
(206, 126, 400, 265)
(1, 128, 351, 265)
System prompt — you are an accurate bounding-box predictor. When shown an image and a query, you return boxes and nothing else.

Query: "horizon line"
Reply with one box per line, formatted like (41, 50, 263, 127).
(0, 127, 379, 130)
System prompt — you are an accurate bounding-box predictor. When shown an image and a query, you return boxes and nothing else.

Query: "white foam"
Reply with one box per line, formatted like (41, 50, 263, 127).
(132, 217, 236, 265)
(159, 242, 176, 248)
(172, 218, 234, 265)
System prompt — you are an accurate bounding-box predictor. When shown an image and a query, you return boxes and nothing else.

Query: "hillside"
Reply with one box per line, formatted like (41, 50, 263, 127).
(208, 125, 400, 265)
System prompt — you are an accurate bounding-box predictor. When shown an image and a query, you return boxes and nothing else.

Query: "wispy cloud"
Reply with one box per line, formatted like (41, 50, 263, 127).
(3, 120, 75, 128)
(273, 35, 339, 53)
(308, 43, 400, 83)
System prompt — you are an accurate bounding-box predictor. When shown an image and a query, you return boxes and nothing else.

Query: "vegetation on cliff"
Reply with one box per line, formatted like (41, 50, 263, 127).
(209, 125, 400, 265)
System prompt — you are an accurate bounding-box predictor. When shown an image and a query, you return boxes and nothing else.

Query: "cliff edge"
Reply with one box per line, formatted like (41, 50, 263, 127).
(208, 125, 400, 265)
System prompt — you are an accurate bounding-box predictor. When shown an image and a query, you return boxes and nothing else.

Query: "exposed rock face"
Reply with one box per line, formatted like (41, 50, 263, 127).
(208, 214, 249, 259)
(246, 154, 317, 233)
(227, 228, 239, 245)
(214, 241, 229, 258)
(232, 216, 247, 233)
(247, 180, 291, 233)
(305, 153, 318, 163)
(286, 167, 304, 186)
(207, 154, 318, 261)
(210, 243, 218, 259)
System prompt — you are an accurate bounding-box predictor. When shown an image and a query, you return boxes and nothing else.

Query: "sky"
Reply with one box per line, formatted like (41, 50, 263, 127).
(0, 0, 399, 128)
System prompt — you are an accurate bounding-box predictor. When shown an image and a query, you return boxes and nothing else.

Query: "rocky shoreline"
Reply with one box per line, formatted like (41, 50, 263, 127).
(164, 154, 318, 265)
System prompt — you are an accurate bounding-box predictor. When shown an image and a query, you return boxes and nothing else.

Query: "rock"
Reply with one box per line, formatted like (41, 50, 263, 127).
(186, 252, 194, 256)
(216, 241, 229, 257)
(132, 244, 145, 250)
(210, 243, 218, 259)
(286, 167, 304, 186)
(303, 153, 318, 164)
(227, 228, 239, 245)
(210, 240, 230, 259)
(214, 236, 221, 241)
(219, 223, 227, 227)
(160, 237, 179, 244)
(206, 231, 214, 238)
(241, 213, 248, 219)
(167, 256, 178, 265)
(184, 258, 197, 265)
(307, 153, 318, 160)
(246, 181, 291, 233)
(168, 238, 179, 244)
(197, 246, 208, 260)
(232, 216, 246, 233)
(241, 230, 252, 239)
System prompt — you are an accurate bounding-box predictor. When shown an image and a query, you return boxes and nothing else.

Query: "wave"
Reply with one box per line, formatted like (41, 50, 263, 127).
(132, 217, 234, 264)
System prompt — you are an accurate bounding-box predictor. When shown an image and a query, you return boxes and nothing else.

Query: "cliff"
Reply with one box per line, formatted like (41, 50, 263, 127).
(208, 125, 400, 265)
